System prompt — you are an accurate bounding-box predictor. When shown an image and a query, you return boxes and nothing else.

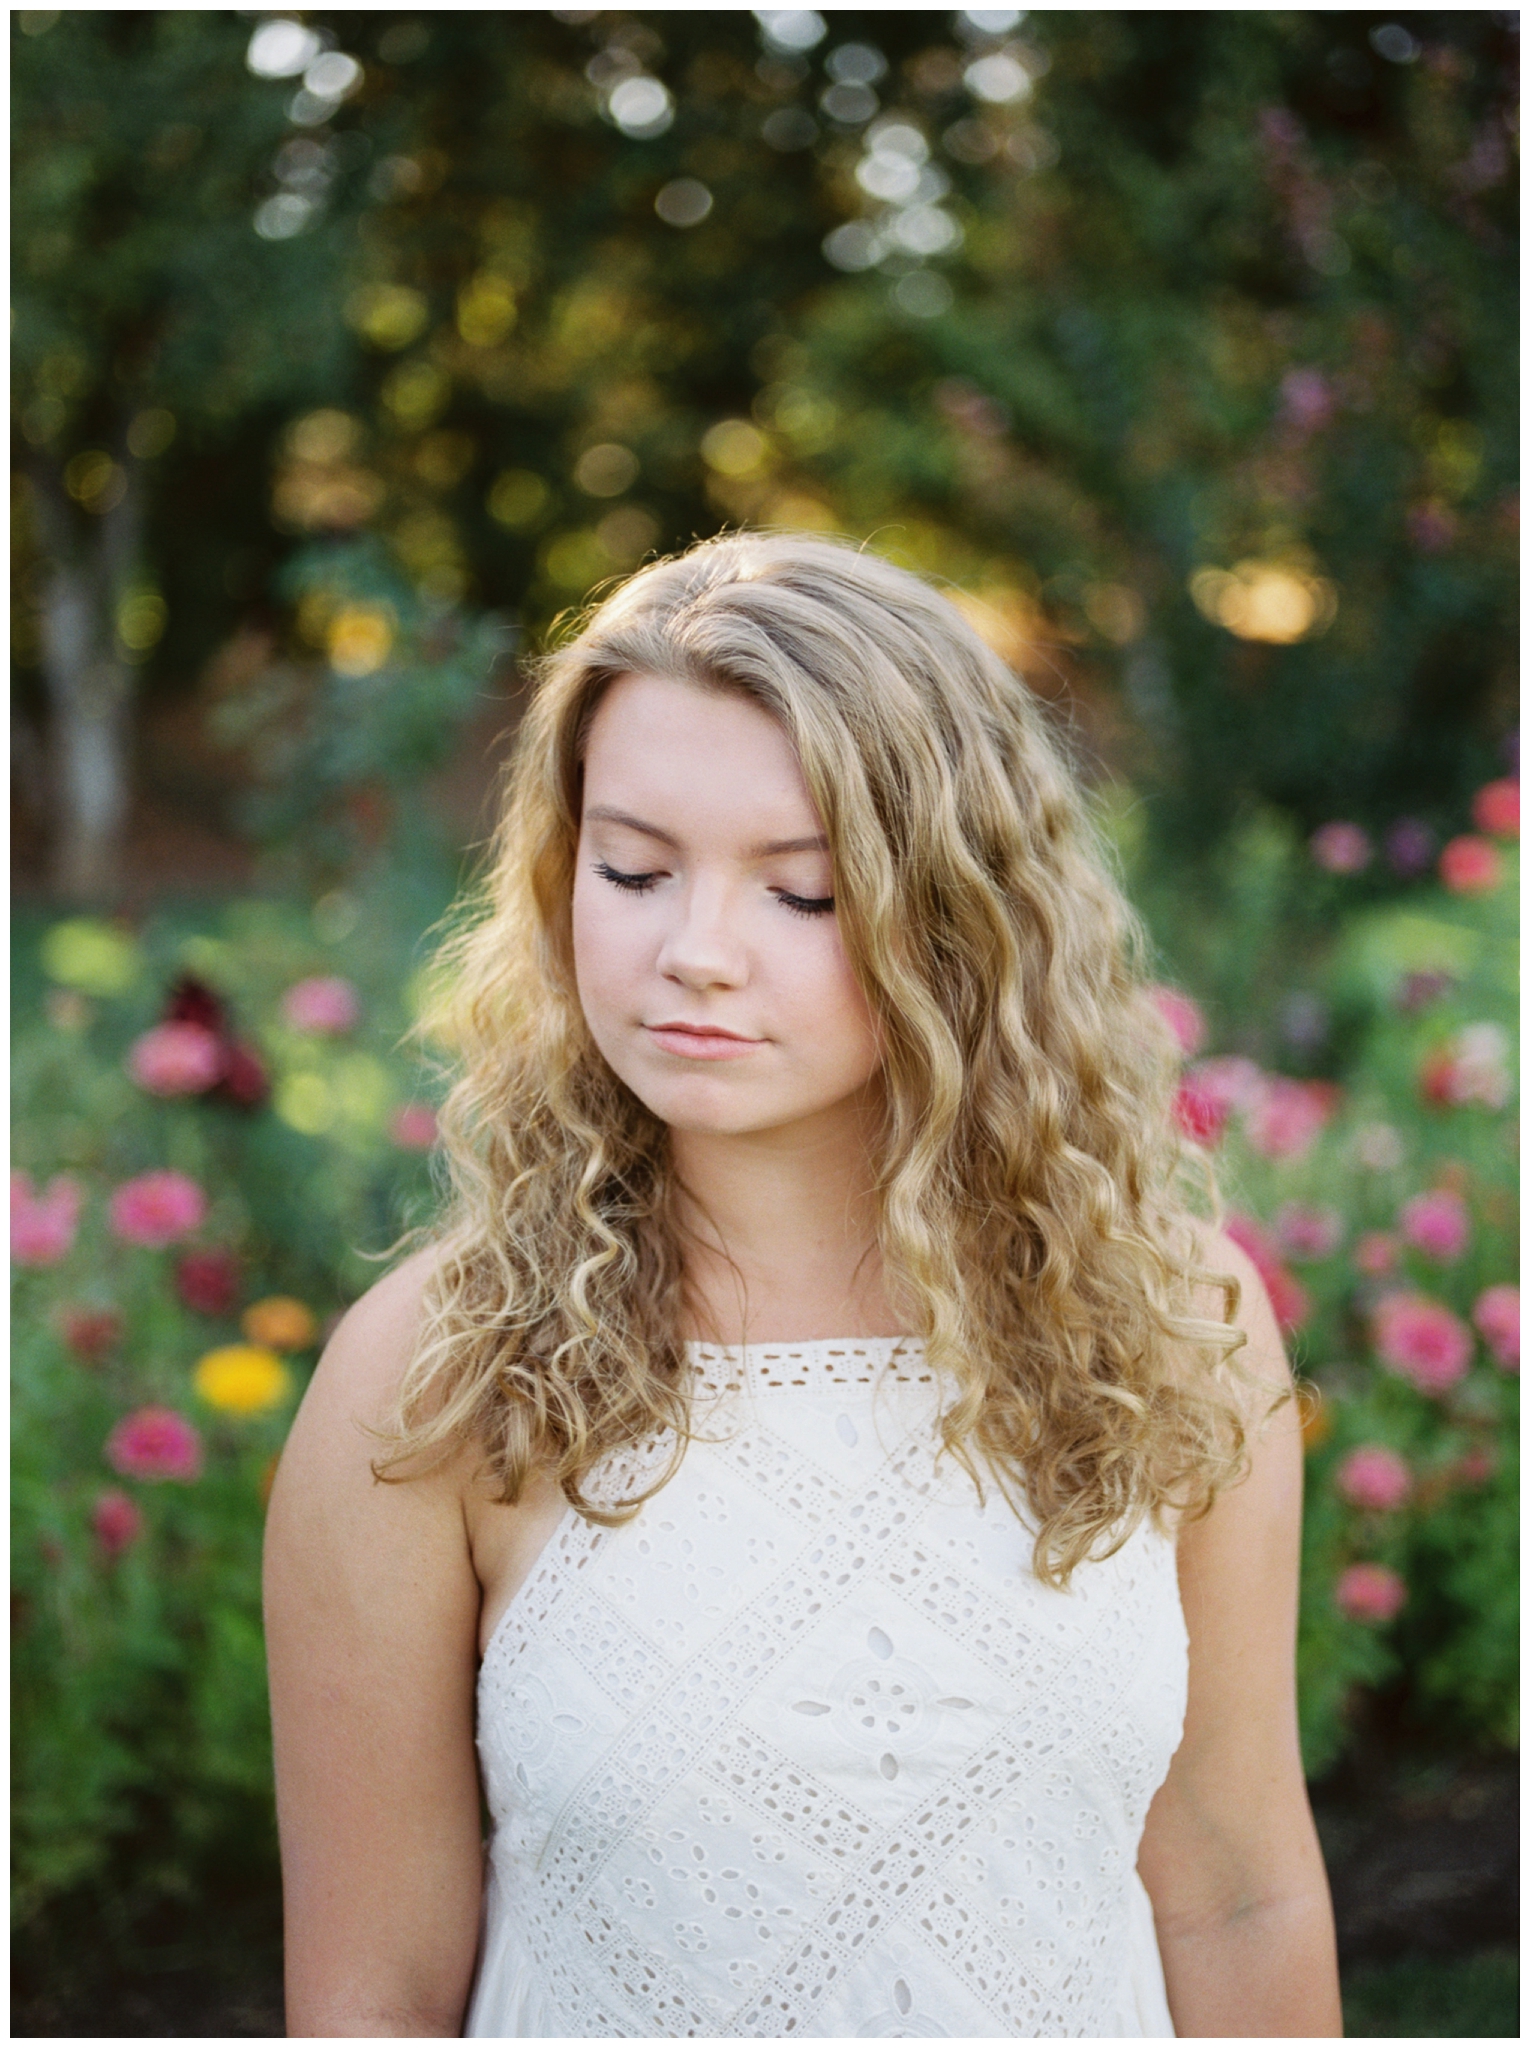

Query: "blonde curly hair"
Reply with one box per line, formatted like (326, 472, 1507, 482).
(380, 530, 1251, 1584)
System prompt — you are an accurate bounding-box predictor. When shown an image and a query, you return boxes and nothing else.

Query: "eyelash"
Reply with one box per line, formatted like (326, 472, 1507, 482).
(593, 861, 835, 918)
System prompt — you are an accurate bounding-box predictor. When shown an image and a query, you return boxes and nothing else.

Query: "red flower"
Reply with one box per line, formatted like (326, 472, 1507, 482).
(1471, 778, 1519, 839)
(1438, 834, 1502, 895)
(215, 1041, 270, 1109)
(1172, 1079, 1227, 1146)
(92, 1489, 144, 1559)
(175, 1248, 243, 1318)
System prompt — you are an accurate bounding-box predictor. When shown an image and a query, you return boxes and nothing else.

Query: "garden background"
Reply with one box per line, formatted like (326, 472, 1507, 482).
(11, 9, 1518, 2036)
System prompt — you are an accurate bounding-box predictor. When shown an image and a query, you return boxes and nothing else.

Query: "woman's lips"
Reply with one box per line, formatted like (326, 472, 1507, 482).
(644, 1022, 766, 1061)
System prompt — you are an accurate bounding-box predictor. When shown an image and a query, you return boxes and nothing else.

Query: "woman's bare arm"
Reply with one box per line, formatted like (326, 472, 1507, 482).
(263, 1248, 486, 2038)
(1138, 1231, 1343, 2039)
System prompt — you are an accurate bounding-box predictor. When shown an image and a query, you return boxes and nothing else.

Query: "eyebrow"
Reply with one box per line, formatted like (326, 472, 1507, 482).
(584, 806, 829, 859)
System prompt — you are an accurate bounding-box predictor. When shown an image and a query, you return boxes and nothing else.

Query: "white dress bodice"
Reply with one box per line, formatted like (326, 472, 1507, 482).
(465, 1339, 1185, 2038)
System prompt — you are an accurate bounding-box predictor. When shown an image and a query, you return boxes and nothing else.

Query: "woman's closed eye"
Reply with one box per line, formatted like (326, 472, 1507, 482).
(594, 859, 662, 895)
(774, 889, 835, 919)
(593, 860, 834, 918)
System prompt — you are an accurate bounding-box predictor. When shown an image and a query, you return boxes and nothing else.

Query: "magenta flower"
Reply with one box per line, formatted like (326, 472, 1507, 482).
(1244, 1077, 1338, 1162)
(105, 1405, 203, 1483)
(390, 1102, 439, 1150)
(175, 1247, 242, 1317)
(1399, 1189, 1470, 1264)
(1147, 985, 1206, 1058)
(92, 1488, 145, 1558)
(281, 975, 360, 1035)
(1187, 1054, 1264, 1119)
(1438, 834, 1502, 896)
(108, 1170, 208, 1249)
(1373, 1292, 1473, 1395)
(1353, 1232, 1400, 1277)
(1472, 1285, 1519, 1372)
(1335, 1562, 1406, 1624)
(1336, 1445, 1412, 1513)
(126, 1021, 224, 1097)
(11, 1171, 84, 1266)
(1173, 1077, 1227, 1147)
(1274, 1202, 1343, 1262)
(1471, 778, 1519, 840)
(1310, 821, 1372, 875)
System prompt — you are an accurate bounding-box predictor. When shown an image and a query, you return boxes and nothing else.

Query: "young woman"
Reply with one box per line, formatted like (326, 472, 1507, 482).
(265, 532, 1342, 2039)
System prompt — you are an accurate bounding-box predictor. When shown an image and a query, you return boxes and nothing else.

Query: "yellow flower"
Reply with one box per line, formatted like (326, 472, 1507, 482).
(242, 1296, 318, 1352)
(194, 1345, 291, 1417)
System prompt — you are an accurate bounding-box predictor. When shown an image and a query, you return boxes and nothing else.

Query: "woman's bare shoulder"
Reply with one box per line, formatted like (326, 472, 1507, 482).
(280, 1239, 466, 1489)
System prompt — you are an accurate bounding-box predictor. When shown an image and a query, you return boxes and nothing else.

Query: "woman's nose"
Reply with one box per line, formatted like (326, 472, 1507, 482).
(654, 881, 747, 990)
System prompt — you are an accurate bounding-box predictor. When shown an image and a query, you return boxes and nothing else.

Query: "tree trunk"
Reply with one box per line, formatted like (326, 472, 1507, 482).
(29, 454, 142, 903)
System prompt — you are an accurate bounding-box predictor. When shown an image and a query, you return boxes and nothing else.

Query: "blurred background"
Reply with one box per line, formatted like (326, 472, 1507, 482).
(11, 9, 1518, 2035)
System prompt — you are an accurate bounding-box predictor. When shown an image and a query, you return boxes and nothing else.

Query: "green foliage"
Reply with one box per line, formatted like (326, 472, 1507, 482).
(1341, 1949, 1519, 2039)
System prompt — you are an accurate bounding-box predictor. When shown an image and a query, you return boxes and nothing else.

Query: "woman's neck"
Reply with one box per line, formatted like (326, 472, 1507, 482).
(670, 1090, 903, 1344)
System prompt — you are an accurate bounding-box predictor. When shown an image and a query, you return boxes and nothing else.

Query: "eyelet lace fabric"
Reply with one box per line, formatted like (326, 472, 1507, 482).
(466, 1340, 1185, 2039)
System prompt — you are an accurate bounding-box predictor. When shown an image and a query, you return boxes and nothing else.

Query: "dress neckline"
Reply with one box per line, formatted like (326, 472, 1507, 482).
(685, 1334, 932, 1395)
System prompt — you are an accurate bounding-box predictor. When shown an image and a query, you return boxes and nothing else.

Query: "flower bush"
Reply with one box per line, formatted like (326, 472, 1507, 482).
(12, 884, 444, 1932)
(1142, 779, 1518, 1774)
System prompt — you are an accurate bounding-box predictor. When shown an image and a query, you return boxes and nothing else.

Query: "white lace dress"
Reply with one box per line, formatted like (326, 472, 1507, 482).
(465, 1339, 1184, 2039)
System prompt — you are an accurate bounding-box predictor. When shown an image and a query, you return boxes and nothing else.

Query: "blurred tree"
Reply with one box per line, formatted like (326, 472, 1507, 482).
(10, 10, 374, 896)
(10, 9, 1517, 893)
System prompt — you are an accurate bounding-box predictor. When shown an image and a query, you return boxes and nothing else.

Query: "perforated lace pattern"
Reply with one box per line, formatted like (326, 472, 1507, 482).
(469, 1339, 1187, 2039)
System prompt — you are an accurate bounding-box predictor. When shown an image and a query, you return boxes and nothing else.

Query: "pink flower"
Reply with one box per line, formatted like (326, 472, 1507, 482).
(281, 975, 361, 1035)
(1471, 778, 1519, 839)
(1472, 1284, 1519, 1371)
(390, 1102, 439, 1150)
(126, 1022, 224, 1097)
(1438, 834, 1502, 895)
(1244, 1077, 1339, 1162)
(92, 1488, 144, 1559)
(1335, 1562, 1407, 1624)
(1310, 821, 1372, 875)
(1398, 1189, 1470, 1264)
(105, 1405, 203, 1483)
(1373, 1292, 1473, 1394)
(1336, 1445, 1412, 1512)
(1188, 1055, 1264, 1119)
(12, 1171, 84, 1266)
(1274, 1202, 1343, 1262)
(1419, 1023, 1511, 1111)
(1223, 1213, 1310, 1330)
(1173, 1078, 1227, 1147)
(1354, 1232, 1400, 1277)
(1148, 986, 1206, 1058)
(175, 1247, 242, 1317)
(108, 1170, 208, 1249)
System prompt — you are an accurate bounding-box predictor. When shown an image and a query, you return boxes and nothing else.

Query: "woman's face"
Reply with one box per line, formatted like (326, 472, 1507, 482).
(572, 671, 882, 1141)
